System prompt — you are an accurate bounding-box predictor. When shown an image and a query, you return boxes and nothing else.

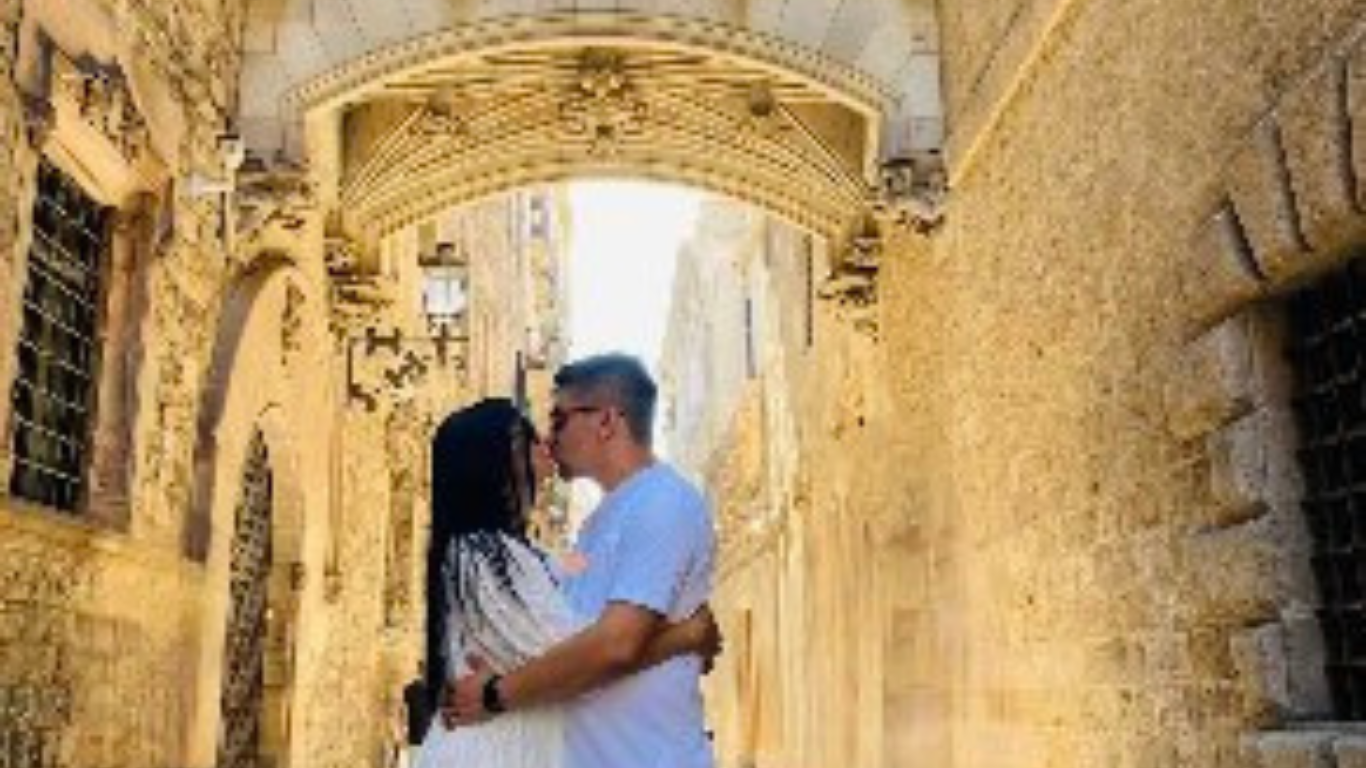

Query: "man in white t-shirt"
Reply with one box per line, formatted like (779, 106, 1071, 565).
(444, 353, 718, 768)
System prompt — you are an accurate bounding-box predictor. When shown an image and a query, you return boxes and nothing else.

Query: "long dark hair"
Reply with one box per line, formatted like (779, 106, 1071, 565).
(423, 398, 538, 706)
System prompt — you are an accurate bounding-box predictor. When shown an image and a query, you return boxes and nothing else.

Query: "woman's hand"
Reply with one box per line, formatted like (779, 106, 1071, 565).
(679, 603, 723, 673)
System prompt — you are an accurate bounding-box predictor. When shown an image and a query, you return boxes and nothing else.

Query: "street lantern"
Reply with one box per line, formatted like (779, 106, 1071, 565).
(419, 241, 469, 329)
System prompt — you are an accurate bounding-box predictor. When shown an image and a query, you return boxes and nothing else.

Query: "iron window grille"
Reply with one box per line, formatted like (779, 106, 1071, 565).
(1287, 256, 1366, 719)
(8, 161, 110, 512)
(217, 431, 274, 768)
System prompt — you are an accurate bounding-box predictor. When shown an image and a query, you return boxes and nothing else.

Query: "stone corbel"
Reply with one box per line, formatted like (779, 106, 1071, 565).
(324, 230, 394, 338)
(875, 150, 947, 234)
(235, 156, 316, 251)
(818, 216, 883, 338)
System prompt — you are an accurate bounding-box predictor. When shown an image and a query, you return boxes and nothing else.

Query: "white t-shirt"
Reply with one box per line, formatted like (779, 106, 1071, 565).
(562, 463, 717, 768)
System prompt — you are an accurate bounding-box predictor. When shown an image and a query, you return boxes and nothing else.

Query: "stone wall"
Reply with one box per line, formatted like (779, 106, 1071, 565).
(0, 0, 242, 765)
(663, 202, 901, 768)
(0, 4, 566, 768)
(881, 1, 1366, 766)
(675, 5, 1366, 767)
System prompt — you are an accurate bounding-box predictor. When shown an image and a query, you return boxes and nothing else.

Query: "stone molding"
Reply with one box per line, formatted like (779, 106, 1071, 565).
(287, 13, 892, 117)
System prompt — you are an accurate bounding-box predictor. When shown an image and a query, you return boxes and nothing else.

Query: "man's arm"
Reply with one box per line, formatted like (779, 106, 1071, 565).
(446, 600, 662, 724)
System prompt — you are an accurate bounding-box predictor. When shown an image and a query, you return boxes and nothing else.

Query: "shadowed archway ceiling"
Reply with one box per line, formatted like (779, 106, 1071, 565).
(333, 39, 879, 240)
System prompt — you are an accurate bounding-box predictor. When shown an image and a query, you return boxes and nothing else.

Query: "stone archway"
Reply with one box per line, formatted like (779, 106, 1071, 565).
(232, 9, 946, 270)
(185, 255, 330, 768)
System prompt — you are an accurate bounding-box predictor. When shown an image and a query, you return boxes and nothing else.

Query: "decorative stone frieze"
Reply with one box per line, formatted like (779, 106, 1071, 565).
(411, 104, 468, 140)
(330, 35, 879, 243)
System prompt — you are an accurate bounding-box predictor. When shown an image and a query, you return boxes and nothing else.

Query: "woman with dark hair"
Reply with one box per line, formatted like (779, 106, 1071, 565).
(413, 398, 715, 768)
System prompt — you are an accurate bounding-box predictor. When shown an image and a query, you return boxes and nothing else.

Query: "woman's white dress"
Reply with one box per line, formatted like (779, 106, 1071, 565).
(413, 535, 577, 768)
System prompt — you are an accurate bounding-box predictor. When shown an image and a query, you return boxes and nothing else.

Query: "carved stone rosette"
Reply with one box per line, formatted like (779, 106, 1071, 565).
(559, 48, 649, 156)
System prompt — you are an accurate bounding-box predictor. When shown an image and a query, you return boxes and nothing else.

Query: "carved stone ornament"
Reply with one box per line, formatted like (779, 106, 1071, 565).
(235, 158, 316, 245)
(281, 282, 305, 367)
(53, 51, 151, 164)
(325, 233, 394, 338)
(20, 91, 56, 148)
(817, 217, 883, 337)
(323, 233, 364, 277)
(876, 150, 947, 234)
(344, 324, 468, 412)
(411, 105, 469, 139)
(559, 49, 649, 155)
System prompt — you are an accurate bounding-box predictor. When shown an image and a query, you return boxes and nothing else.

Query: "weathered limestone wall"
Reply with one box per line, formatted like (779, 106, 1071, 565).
(880, 0, 1366, 766)
(0, 1, 246, 765)
(673, 4, 1366, 767)
(663, 203, 903, 768)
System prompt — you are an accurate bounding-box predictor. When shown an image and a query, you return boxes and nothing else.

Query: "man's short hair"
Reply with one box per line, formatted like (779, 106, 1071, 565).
(554, 353, 656, 445)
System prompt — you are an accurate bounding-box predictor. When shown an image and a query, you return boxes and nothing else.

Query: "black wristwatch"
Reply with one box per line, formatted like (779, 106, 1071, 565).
(482, 674, 507, 714)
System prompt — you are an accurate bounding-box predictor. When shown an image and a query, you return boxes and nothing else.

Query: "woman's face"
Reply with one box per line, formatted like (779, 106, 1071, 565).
(509, 422, 555, 518)
(529, 433, 554, 489)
